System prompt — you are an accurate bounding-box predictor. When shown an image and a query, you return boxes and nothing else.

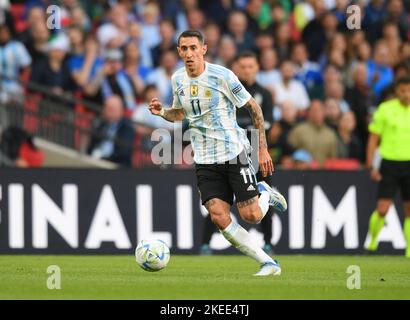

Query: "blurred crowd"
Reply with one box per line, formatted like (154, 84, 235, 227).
(0, 0, 409, 168)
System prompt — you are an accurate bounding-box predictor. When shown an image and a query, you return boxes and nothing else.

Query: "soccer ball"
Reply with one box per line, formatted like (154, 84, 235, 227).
(135, 239, 170, 272)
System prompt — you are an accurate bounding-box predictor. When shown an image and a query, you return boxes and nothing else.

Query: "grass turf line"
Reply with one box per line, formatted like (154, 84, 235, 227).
(0, 255, 409, 299)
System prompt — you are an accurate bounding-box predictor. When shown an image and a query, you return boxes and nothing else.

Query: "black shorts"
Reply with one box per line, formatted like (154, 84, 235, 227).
(195, 151, 260, 205)
(378, 160, 410, 200)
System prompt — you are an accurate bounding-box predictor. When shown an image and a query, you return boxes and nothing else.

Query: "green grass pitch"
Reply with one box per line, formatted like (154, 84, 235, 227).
(0, 255, 409, 299)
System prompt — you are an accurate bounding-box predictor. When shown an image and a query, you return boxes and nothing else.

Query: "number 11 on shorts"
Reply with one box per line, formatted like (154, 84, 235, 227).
(240, 168, 256, 184)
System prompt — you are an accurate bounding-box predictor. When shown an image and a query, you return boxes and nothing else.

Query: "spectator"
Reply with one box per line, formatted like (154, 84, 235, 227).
(67, 26, 99, 88)
(324, 80, 350, 113)
(273, 60, 310, 112)
(173, 0, 198, 35)
(84, 48, 140, 111)
(324, 97, 341, 131)
(367, 41, 394, 101)
(268, 100, 298, 165)
(69, 5, 92, 32)
(293, 0, 316, 32)
(128, 21, 153, 68)
(254, 31, 274, 57)
(380, 22, 402, 67)
(244, 0, 264, 35)
(186, 8, 206, 32)
(363, 0, 385, 42)
(140, 1, 162, 50)
(203, 22, 221, 62)
(302, 6, 339, 62)
(214, 35, 237, 67)
(0, 23, 31, 103)
(331, 0, 349, 25)
(288, 100, 338, 166)
(0, 1, 15, 36)
(319, 32, 347, 71)
(123, 41, 151, 95)
(291, 42, 323, 99)
(357, 41, 372, 63)
(399, 42, 410, 65)
(150, 19, 177, 68)
(88, 95, 135, 167)
(270, 3, 290, 33)
(383, 0, 409, 42)
(256, 48, 281, 93)
(346, 30, 367, 65)
(23, 21, 50, 66)
(345, 62, 375, 149)
(336, 111, 363, 162)
(274, 22, 292, 63)
(18, 6, 46, 49)
(96, 4, 129, 50)
(146, 49, 179, 106)
(227, 10, 254, 53)
(0, 126, 44, 168)
(132, 85, 178, 158)
(291, 149, 314, 170)
(198, 0, 234, 27)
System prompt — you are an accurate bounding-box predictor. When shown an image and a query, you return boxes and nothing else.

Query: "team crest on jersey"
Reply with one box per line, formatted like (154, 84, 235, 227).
(205, 89, 212, 98)
(190, 84, 199, 97)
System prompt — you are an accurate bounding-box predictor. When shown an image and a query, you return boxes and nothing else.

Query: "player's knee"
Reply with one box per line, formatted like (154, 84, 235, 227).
(209, 211, 230, 229)
(377, 203, 391, 216)
(404, 202, 410, 217)
(242, 209, 262, 224)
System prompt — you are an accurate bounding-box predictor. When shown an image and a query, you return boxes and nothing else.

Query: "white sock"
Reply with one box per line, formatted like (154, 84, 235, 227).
(258, 191, 270, 221)
(221, 221, 273, 264)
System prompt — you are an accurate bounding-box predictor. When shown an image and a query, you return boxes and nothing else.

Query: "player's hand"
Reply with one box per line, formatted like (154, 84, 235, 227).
(149, 98, 163, 116)
(259, 148, 274, 177)
(369, 168, 382, 182)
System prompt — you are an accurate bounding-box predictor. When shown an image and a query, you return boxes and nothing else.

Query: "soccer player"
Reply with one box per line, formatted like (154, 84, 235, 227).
(365, 76, 410, 258)
(149, 30, 287, 276)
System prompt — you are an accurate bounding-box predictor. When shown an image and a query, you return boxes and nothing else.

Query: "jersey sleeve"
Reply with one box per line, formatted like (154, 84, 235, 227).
(171, 74, 183, 109)
(368, 103, 386, 135)
(225, 70, 252, 108)
(16, 42, 32, 68)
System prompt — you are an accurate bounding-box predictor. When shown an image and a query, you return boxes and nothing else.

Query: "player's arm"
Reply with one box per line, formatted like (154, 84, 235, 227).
(244, 97, 274, 177)
(149, 98, 185, 122)
(366, 133, 381, 181)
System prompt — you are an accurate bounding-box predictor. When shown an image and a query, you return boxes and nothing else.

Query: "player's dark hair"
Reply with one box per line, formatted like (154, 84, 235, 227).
(395, 75, 410, 88)
(236, 51, 258, 61)
(177, 30, 204, 46)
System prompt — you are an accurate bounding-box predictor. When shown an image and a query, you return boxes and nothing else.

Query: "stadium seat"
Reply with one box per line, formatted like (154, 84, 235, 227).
(323, 158, 361, 170)
(132, 134, 152, 168)
(23, 91, 41, 134)
(10, 4, 27, 32)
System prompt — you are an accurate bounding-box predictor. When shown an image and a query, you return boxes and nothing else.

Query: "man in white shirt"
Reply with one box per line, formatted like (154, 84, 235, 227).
(273, 60, 310, 112)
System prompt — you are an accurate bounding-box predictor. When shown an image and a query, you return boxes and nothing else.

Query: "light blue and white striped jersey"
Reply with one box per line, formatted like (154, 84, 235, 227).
(0, 40, 31, 101)
(171, 62, 252, 164)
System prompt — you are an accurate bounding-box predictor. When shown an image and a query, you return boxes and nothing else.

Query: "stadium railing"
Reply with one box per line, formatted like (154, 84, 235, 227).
(0, 75, 157, 168)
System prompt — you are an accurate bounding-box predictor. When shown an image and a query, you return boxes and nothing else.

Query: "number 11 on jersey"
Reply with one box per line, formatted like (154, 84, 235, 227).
(190, 99, 201, 115)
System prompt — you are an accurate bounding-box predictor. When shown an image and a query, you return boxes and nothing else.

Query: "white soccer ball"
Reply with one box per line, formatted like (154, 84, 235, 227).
(135, 239, 170, 272)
